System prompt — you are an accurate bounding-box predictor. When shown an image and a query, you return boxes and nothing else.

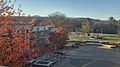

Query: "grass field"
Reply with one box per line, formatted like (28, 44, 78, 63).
(69, 33, 120, 41)
(101, 34, 120, 41)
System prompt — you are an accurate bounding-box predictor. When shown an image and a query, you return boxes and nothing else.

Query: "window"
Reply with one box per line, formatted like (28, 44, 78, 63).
(26, 29, 29, 34)
(44, 27, 45, 30)
(37, 28, 39, 31)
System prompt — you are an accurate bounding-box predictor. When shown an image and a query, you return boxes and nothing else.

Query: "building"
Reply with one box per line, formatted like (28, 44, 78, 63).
(32, 25, 56, 32)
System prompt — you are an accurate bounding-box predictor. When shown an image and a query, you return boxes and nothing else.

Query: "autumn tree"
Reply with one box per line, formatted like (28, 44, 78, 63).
(49, 27, 68, 50)
(0, 0, 34, 67)
(47, 12, 69, 50)
(40, 18, 53, 26)
(31, 18, 38, 24)
(31, 18, 42, 25)
(48, 12, 67, 27)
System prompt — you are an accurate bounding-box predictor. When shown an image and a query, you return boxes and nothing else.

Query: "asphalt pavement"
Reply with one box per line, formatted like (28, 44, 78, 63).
(54, 45, 120, 67)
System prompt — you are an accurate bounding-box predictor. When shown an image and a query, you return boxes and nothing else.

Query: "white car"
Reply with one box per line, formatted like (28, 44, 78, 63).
(90, 37, 95, 39)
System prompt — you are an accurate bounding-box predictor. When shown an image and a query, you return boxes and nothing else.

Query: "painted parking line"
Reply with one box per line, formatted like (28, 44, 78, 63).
(81, 60, 96, 67)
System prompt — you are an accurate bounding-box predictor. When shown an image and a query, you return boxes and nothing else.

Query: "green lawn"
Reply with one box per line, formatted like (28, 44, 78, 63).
(70, 36, 90, 39)
(101, 34, 120, 41)
(69, 33, 120, 41)
(101, 34, 117, 37)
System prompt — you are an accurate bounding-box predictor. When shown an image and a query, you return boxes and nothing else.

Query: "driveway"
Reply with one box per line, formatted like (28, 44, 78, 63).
(54, 45, 120, 67)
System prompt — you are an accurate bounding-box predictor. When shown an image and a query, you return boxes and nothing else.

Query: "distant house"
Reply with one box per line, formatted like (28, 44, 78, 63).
(32, 25, 48, 32)
(0, 22, 56, 35)
(15, 22, 33, 34)
(15, 22, 56, 34)
(32, 25, 56, 32)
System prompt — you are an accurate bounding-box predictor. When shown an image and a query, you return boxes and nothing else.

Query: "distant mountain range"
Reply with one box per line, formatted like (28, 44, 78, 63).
(13, 15, 107, 23)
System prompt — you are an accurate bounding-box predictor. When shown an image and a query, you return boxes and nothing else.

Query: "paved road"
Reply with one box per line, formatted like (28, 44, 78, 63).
(55, 45, 120, 67)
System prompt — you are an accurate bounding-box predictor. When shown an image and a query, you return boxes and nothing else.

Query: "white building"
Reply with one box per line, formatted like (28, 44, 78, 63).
(32, 25, 56, 32)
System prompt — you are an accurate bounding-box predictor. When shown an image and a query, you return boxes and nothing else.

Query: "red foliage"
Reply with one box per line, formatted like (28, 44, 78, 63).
(49, 27, 68, 49)
(0, 0, 34, 67)
(57, 27, 64, 33)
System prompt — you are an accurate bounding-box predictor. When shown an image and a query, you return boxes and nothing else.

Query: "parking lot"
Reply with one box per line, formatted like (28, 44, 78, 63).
(55, 45, 120, 67)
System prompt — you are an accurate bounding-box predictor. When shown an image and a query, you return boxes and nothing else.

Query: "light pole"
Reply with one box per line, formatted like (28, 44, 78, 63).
(101, 28, 103, 34)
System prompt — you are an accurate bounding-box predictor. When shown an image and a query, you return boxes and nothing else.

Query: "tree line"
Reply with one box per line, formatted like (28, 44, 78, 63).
(31, 12, 120, 35)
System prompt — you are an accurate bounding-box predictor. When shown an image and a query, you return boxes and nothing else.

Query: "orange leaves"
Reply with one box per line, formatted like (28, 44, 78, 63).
(31, 49, 36, 53)
(0, 44, 2, 47)
(0, 0, 34, 67)
(29, 26, 33, 31)
(23, 61, 29, 65)
(57, 27, 64, 33)
(11, 63, 22, 67)
(26, 32, 33, 38)
(49, 27, 68, 49)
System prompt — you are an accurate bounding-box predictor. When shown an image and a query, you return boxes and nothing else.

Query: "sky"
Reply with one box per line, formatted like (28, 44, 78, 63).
(15, 0, 120, 20)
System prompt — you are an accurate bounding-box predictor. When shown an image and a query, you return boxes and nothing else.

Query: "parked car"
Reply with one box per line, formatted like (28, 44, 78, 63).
(90, 37, 95, 39)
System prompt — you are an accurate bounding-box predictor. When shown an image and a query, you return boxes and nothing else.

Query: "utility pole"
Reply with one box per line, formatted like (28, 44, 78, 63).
(101, 28, 103, 34)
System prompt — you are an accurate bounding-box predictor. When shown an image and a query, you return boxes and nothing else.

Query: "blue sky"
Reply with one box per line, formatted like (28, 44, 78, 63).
(15, 0, 120, 20)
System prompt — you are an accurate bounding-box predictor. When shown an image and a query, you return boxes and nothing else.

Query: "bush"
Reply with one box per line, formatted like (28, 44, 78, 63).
(85, 41, 99, 43)
(71, 44, 79, 48)
(57, 46, 64, 49)
(101, 42, 112, 45)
